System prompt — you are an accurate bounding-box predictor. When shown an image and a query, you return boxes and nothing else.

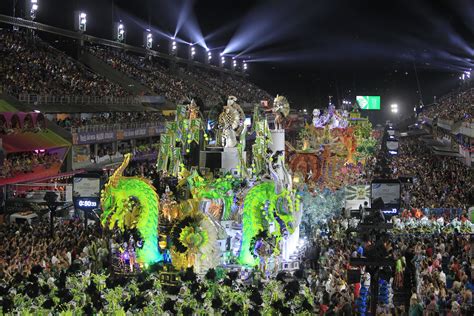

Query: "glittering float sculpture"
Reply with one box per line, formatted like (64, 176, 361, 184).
(101, 153, 163, 264)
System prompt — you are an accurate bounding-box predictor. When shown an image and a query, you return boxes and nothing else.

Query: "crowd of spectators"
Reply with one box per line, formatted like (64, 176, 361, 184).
(0, 29, 272, 107)
(422, 88, 474, 122)
(184, 66, 272, 104)
(305, 216, 473, 315)
(390, 137, 473, 209)
(87, 45, 272, 106)
(53, 111, 166, 131)
(0, 212, 471, 314)
(0, 30, 129, 98)
(87, 45, 218, 105)
(0, 151, 60, 178)
(0, 219, 108, 283)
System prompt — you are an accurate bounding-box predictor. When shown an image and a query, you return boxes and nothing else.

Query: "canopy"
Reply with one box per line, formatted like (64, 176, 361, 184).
(1, 129, 71, 153)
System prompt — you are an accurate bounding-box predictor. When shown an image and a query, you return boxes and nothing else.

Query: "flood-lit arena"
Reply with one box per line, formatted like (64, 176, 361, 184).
(0, 0, 473, 315)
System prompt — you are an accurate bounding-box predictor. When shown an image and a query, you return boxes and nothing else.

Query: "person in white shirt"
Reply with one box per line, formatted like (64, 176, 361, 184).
(51, 255, 60, 266)
(439, 270, 446, 285)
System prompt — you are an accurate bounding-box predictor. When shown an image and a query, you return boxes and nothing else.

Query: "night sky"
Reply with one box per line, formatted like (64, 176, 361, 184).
(1, 0, 473, 123)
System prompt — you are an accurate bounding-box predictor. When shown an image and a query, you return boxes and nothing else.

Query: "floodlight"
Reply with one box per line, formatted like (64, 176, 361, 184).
(391, 108, 398, 113)
(390, 103, 398, 109)
(29, 0, 39, 20)
(189, 45, 196, 60)
(206, 51, 212, 64)
(144, 31, 153, 49)
(115, 22, 125, 42)
(169, 39, 178, 56)
(74, 11, 87, 32)
(219, 55, 226, 68)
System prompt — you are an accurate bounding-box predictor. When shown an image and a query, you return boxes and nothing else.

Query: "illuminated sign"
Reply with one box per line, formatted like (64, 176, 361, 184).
(382, 208, 398, 214)
(74, 197, 100, 210)
(356, 96, 381, 110)
(78, 199, 97, 208)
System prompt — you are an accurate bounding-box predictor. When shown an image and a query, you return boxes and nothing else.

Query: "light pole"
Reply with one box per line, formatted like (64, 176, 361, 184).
(390, 104, 400, 123)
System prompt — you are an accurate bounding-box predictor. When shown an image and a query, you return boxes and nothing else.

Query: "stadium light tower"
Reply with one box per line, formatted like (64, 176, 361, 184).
(206, 49, 212, 64)
(169, 38, 178, 56)
(114, 22, 125, 42)
(460, 70, 471, 81)
(74, 11, 87, 32)
(243, 61, 248, 72)
(144, 30, 153, 49)
(189, 44, 196, 60)
(26, 0, 39, 20)
(390, 103, 399, 113)
(219, 53, 226, 68)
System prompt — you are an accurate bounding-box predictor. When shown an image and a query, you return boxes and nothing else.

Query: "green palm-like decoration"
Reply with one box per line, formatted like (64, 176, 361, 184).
(238, 181, 299, 266)
(101, 153, 163, 264)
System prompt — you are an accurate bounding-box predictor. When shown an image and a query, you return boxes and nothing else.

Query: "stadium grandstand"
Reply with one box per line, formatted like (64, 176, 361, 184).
(0, 4, 473, 315)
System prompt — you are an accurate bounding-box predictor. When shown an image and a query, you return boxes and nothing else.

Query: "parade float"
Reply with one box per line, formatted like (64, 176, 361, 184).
(99, 97, 376, 275)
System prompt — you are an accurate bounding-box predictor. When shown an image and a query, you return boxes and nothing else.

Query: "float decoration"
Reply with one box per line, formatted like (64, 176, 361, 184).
(101, 153, 163, 264)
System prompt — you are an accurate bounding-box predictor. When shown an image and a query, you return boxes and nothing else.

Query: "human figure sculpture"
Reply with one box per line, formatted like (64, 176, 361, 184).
(218, 96, 245, 148)
(271, 95, 290, 130)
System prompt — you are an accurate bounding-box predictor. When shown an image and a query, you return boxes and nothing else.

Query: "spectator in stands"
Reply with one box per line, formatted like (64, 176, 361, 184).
(0, 151, 60, 178)
(391, 137, 473, 209)
(87, 45, 272, 106)
(422, 88, 474, 122)
(0, 30, 129, 99)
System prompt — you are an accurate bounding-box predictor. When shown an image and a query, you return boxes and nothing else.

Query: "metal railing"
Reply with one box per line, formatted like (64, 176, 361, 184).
(71, 121, 164, 133)
(18, 93, 141, 105)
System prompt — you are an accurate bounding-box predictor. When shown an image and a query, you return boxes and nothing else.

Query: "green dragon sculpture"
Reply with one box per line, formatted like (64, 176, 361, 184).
(100, 153, 163, 264)
(238, 181, 299, 266)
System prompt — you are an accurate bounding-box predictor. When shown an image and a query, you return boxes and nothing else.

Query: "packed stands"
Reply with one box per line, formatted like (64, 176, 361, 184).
(0, 30, 129, 100)
(87, 45, 272, 106)
(87, 45, 219, 105)
(390, 137, 473, 209)
(54, 111, 165, 131)
(182, 66, 272, 104)
(422, 87, 474, 122)
(0, 151, 60, 178)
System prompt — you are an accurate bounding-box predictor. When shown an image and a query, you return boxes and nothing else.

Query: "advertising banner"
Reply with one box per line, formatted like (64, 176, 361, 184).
(72, 123, 165, 145)
(73, 131, 116, 145)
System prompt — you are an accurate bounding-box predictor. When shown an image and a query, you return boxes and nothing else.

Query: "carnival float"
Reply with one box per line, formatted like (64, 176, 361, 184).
(99, 96, 378, 275)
